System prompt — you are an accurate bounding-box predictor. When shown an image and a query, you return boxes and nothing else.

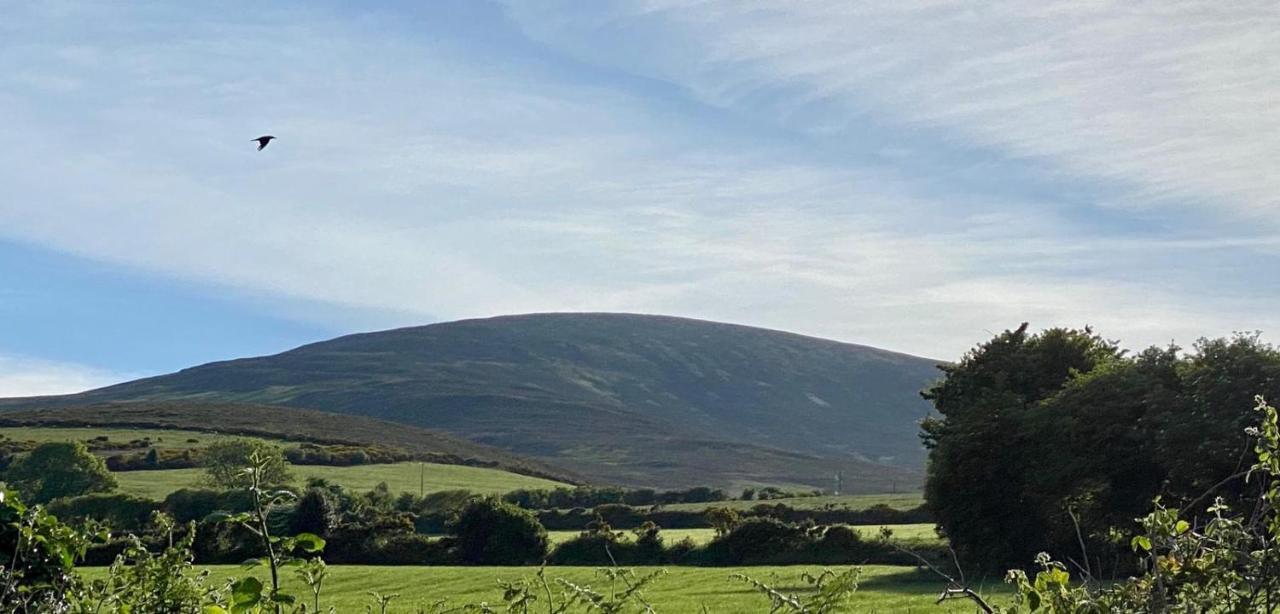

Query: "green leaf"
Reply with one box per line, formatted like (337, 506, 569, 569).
(231, 576, 264, 606)
(1131, 535, 1152, 552)
(203, 607, 229, 614)
(1026, 589, 1041, 611)
(1046, 567, 1070, 586)
(1175, 520, 1190, 535)
(293, 532, 326, 553)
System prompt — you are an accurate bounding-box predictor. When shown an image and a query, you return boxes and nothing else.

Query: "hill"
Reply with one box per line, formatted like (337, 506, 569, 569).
(0, 313, 942, 490)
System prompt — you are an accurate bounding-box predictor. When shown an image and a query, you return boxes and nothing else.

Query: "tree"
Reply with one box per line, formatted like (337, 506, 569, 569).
(5, 442, 117, 503)
(923, 326, 1280, 573)
(451, 498, 548, 565)
(202, 439, 292, 490)
(920, 324, 1119, 570)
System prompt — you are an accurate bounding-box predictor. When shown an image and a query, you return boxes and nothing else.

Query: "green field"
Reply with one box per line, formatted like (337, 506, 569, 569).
(547, 523, 941, 547)
(0, 426, 263, 450)
(82, 564, 1006, 612)
(113, 462, 569, 500)
(659, 493, 924, 512)
(1, 426, 569, 499)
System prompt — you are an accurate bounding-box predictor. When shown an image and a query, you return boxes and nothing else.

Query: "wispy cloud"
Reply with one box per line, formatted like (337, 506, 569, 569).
(0, 2, 1277, 365)
(0, 354, 130, 398)
(507, 2, 1280, 220)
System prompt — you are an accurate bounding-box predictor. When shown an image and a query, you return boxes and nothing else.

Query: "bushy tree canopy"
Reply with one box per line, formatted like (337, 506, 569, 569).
(451, 498, 548, 565)
(201, 439, 293, 490)
(5, 442, 117, 503)
(923, 326, 1280, 571)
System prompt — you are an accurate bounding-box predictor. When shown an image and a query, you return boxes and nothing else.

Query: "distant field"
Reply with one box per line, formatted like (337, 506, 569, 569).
(2, 426, 570, 499)
(659, 493, 924, 512)
(113, 462, 569, 500)
(82, 564, 1007, 612)
(547, 523, 941, 547)
(0, 426, 261, 451)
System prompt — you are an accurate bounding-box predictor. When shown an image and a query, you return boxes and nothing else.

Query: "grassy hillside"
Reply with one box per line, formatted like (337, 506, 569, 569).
(113, 462, 568, 500)
(0, 313, 941, 490)
(82, 565, 1007, 612)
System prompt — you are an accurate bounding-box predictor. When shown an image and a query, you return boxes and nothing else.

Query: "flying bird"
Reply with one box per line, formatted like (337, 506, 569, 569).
(252, 135, 276, 151)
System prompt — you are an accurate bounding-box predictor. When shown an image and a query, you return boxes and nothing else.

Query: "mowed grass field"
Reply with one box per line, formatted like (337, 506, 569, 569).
(113, 463, 570, 500)
(659, 492, 924, 512)
(82, 564, 1007, 612)
(546, 523, 942, 547)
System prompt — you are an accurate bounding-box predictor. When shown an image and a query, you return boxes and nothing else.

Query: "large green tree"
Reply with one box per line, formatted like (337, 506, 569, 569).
(920, 324, 1121, 570)
(5, 442, 117, 503)
(923, 327, 1280, 573)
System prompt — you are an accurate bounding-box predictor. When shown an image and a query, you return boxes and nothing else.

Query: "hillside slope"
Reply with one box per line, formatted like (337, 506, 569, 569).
(0, 313, 941, 490)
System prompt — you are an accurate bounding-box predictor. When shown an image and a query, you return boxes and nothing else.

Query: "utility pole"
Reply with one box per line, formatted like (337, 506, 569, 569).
(834, 471, 843, 496)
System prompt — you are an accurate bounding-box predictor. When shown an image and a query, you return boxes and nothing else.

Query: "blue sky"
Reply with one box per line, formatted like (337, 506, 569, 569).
(3, 1, 1279, 396)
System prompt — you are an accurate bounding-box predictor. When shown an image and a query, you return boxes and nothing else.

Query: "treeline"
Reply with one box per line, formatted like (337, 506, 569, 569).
(47, 480, 935, 567)
(502, 485, 827, 510)
(923, 327, 1280, 572)
(536, 502, 930, 531)
(545, 517, 940, 567)
(502, 485, 730, 509)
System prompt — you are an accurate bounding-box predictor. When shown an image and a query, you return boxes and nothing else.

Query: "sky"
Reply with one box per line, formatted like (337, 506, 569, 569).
(2, 1, 1279, 396)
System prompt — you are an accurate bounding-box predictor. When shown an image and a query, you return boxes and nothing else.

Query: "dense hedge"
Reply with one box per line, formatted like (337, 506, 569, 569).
(283, 443, 415, 466)
(47, 493, 157, 533)
(50, 484, 935, 567)
(105, 448, 201, 471)
(537, 502, 931, 530)
(503, 486, 729, 509)
(545, 519, 946, 567)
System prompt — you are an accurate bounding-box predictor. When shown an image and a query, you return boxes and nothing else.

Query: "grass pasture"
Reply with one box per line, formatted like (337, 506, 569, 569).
(112, 462, 570, 500)
(82, 564, 1007, 612)
(0, 426, 265, 451)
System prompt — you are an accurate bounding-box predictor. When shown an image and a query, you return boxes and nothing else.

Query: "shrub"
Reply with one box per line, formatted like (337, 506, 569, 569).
(290, 488, 337, 537)
(548, 531, 625, 565)
(703, 517, 812, 565)
(0, 488, 101, 608)
(451, 498, 549, 565)
(47, 493, 158, 532)
(161, 488, 254, 523)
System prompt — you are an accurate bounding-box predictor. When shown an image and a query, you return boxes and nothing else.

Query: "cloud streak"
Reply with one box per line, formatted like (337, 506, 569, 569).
(0, 2, 1278, 366)
(507, 1, 1280, 220)
(0, 354, 131, 398)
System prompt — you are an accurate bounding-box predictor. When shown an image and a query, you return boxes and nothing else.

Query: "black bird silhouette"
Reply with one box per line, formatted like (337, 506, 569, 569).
(252, 135, 276, 151)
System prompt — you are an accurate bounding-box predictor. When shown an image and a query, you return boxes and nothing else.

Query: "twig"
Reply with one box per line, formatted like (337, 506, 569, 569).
(885, 541, 994, 614)
(1066, 507, 1094, 583)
